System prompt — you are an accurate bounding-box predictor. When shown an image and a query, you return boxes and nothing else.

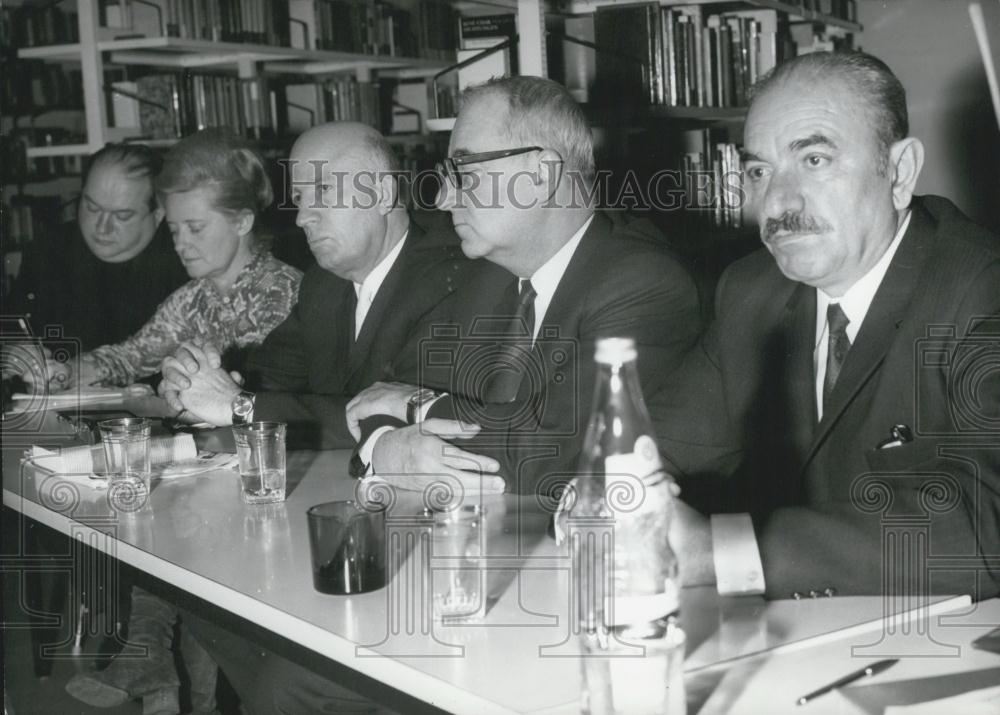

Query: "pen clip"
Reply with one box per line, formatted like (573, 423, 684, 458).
(796, 658, 899, 706)
(877, 423, 913, 449)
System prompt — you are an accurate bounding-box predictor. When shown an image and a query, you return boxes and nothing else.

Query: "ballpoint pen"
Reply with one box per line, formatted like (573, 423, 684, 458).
(796, 658, 899, 706)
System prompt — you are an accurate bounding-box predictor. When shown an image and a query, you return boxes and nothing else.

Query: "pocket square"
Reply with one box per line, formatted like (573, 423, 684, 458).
(877, 423, 913, 450)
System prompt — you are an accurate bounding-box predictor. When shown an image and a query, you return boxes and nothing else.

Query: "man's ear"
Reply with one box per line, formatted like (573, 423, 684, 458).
(535, 149, 564, 195)
(377, 171, 399, 216)
(235, 209, 255, 237)
(152, 206, 166, 227)
(888, 137, 924, 211)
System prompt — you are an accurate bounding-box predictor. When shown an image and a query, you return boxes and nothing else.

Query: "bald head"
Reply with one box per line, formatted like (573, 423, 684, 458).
(291, 122, 400, 175)
(287, 122, 408, 283)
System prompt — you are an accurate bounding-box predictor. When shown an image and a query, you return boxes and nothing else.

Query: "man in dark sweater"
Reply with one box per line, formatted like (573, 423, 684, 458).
(8, 143, 186, 354)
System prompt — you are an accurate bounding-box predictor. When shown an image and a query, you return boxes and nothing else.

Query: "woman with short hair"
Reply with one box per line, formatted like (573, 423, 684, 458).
(64, 129, 302, 715)
(52, 128, 301, 390)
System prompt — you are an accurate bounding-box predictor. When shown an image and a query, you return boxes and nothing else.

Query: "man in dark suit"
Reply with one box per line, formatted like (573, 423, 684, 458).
(159, 122, 469, 449)
(655, 52, 1000, 600)
(347, 76, 702, 497)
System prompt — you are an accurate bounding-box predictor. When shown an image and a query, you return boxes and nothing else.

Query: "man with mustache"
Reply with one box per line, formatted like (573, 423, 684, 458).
(654, 51, 1000, 600)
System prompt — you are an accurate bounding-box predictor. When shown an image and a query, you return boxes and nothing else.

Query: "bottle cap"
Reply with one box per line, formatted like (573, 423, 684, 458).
(594, 337, 637, 365)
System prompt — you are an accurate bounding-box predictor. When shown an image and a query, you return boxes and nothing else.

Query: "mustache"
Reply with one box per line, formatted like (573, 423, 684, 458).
(763, 212, 832, 241)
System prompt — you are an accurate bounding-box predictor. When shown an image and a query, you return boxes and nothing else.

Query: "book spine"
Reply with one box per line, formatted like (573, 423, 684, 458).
(691, 10, 704, 107)
(662, 8, 676, 107)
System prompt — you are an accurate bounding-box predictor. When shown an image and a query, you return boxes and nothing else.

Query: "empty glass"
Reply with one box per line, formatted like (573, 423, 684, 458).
(99, 417, 152, 513)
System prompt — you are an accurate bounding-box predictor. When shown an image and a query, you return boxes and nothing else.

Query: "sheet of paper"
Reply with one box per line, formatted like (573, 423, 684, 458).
(23, 435, 236, 490)
(884, 683, 1000, 715)
(8, 384, 154, 412)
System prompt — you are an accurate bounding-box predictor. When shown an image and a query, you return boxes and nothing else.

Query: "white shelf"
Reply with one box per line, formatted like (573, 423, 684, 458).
(426, 118, 457, 132)
(19, 35, 453, 74)
(17, 43, 83, 59)
(25, 143, 95, 158)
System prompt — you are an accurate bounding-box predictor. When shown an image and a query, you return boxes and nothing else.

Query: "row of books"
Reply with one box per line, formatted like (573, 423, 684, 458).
(126, 73, 390, 140)
(2, 195, 65, 248)
(151, 0, 292, 47)
(594, 4, 788, 109)
(4, 5, 78, 48)
(2, 61, 84, 115)
(309, 78, 382, 128)
(793, 0, 857, 22)
(3, 130, 84, 184)
(315, 0, 404, 57)
(661, 8, 788, 108)
(678, 133, 743, 229)
(131, 74, 277, 140)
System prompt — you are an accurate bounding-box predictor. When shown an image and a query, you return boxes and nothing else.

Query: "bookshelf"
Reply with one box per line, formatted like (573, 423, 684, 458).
(566, 0, 860, 31)
(1, 0, 460, 287)
(12, 0, 458, 158)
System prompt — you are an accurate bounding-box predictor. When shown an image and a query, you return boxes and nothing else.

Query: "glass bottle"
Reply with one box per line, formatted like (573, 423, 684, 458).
(570, 337, 686, 715)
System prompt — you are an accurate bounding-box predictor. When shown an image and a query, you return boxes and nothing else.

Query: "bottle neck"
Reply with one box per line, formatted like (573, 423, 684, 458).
(592, 359, 655, 452)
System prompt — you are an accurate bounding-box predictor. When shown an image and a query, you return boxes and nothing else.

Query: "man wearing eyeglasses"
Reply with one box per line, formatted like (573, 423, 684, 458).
(347, 76, 702, 497)
(9, 143, 187, 355)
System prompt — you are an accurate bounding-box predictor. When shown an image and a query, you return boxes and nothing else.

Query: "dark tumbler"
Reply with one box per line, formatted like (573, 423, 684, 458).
(307, 501, 387, 595)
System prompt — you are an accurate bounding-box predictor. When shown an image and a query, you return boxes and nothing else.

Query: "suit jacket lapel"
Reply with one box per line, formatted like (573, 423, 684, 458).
(782, 282, 818, 469)
(537, 213, 606, 332)
(346, 226, 423, 381)
(802, 207, 930, 468)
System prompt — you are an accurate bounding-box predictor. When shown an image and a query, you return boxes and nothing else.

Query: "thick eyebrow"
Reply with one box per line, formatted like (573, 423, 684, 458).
(789, 133, 838, 153)
(740, 150, 765, 163)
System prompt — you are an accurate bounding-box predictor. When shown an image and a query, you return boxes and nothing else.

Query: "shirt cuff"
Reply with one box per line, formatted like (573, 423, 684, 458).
(710, 513, 766, 596)
(415, 393, 447, 423)
(359, 426, 395, 475)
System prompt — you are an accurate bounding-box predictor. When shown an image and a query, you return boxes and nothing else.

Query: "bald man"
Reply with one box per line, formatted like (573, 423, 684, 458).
(159, 122, 471, 449)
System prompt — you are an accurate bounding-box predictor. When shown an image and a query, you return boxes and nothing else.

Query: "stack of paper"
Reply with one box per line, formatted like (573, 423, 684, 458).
(25, 434, 237, 489)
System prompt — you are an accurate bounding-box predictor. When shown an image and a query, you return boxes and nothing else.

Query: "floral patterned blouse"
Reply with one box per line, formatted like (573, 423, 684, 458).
(88, 251, 302, 386)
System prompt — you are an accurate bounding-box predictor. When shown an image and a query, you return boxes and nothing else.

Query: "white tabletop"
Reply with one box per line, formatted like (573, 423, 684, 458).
(4, 399, 999, 714)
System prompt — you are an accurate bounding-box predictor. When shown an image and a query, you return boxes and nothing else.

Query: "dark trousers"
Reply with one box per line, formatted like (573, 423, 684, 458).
(180, 607, 399, 715)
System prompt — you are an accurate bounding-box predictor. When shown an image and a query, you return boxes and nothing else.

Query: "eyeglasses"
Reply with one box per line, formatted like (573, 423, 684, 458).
(436, 146, 543, 190)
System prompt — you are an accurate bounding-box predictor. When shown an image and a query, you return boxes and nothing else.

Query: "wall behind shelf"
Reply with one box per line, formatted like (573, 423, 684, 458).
(860, 0, 1000, 232)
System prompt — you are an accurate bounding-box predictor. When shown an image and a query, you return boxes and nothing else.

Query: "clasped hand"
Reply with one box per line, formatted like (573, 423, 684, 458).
(345, 381, 416, 440)
(348, 382, 501, 483)
(159, 342, 243, 425)
(370, 420, 501, 485)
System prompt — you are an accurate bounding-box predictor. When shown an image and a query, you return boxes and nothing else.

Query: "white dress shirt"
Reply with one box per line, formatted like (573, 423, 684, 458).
(525, 214, 593, 342)
(353, 231, 407, 339)
(359, 217, 594, 470)
(813, 211, 910, 419)
(714, 210, 912, 596)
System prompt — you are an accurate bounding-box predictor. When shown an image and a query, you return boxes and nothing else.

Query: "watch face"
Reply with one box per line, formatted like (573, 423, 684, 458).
(409, 388, 435, 407)
(232, 393, 254, 418)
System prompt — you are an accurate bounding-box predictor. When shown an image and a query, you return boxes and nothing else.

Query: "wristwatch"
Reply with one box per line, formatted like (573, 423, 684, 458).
(230, 391, 256, 425)
(406, 388, 438, 424)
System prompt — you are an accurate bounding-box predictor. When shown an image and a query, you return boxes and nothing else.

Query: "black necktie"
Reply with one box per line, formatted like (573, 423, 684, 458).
(823, 303, 851, 412)
(346, 287, 359, 343)
(485, 279, 536, 403)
